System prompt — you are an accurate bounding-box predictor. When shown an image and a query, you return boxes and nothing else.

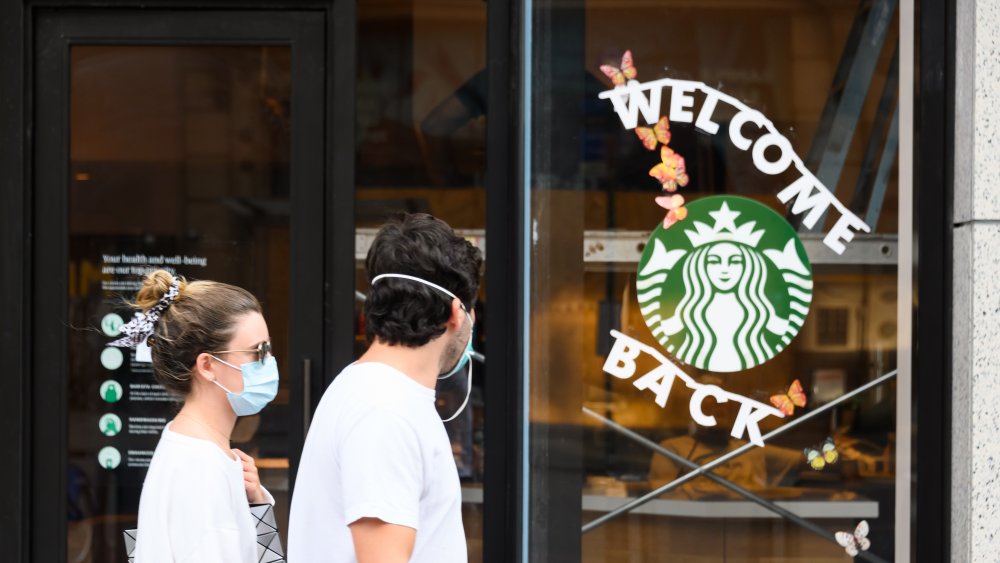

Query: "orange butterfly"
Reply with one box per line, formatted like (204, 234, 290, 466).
(600, 50, 637, 86)
(649, 146, 690, 192)
(635, 116, 671, 151)
(770, 379, 807, 416)
(654, 194, 687, 229)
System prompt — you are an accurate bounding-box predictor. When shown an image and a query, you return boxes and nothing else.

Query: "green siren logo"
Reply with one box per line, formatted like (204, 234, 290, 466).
(637, 196, 813, 372)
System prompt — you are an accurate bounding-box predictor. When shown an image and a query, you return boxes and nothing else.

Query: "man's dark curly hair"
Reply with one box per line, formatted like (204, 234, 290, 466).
(365, 213, 483, 347)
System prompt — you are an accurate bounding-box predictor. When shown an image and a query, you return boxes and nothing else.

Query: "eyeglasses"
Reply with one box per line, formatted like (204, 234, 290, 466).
(211, 340, 272, 365)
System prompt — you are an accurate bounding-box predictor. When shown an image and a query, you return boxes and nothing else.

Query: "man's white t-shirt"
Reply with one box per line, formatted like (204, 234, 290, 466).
(135, 423, 275, 563)
(288, 362, 467, 562)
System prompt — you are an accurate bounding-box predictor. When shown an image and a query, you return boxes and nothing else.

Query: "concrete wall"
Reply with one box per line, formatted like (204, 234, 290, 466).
(952, 0, 1000, 559)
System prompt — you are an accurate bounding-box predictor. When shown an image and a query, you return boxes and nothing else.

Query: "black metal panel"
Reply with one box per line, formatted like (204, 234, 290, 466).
(32, 12, 72, 562)
(914, 0, 954, 560)
(323, 0, 356, 391)
(484, 0, 524, 561)
(285, 8, 327, 492)
(0, 1, 27, 560)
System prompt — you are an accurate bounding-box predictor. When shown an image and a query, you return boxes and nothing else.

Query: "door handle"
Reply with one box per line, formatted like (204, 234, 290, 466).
(303, 358, 312, 435)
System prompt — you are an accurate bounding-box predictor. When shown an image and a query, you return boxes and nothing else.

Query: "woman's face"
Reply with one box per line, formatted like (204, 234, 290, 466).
(705, 242, 744, 292)
(211, 311, 270, 394)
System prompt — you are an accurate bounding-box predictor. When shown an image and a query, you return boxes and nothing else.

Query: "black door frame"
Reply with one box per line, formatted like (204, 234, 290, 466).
(28, 8, 333, 561)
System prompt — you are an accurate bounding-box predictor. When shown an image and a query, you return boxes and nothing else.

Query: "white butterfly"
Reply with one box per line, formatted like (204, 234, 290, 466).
(835, 520, 871, 557)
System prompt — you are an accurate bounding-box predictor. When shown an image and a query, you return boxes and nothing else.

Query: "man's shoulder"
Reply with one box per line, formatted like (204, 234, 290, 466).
(317, 363, 429, 426)
(326, 362, 407, 404)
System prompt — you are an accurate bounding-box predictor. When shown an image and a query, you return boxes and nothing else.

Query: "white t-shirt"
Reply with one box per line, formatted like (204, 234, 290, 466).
(134, 423, 275, 563)
(288, 362, 467, 563)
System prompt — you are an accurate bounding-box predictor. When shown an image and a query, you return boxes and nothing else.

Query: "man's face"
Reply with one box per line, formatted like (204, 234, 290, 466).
(439, 310, 472, 374)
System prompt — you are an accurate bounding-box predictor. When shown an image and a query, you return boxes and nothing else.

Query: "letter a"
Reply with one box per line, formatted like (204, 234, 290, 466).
(633, 364, 677, 407)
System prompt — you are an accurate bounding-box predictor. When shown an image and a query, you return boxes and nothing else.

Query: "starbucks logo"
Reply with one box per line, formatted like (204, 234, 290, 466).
(637, 196, 813, 372)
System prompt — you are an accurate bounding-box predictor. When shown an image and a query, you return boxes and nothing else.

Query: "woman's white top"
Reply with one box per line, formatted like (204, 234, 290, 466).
(134, 423, 274, 563)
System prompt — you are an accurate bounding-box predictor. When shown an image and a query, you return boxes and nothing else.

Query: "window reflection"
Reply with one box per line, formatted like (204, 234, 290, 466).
(354, 1, 487, 560)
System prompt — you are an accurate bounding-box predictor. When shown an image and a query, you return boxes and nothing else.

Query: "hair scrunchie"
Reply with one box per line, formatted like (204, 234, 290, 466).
(108, 279, 181, 349)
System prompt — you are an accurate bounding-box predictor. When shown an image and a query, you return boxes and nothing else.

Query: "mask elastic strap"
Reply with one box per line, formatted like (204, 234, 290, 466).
(371, 273, 462, 302)
(208, 355, 240, 394)
(211, 378, 235, 395)
(441, 356, 473, 423)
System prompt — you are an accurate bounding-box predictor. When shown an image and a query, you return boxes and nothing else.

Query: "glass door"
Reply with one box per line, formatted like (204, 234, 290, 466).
(32, 11, 325, 562)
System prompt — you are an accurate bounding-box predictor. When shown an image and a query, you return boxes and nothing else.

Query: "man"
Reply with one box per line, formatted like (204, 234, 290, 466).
(288, 213, 481, 562)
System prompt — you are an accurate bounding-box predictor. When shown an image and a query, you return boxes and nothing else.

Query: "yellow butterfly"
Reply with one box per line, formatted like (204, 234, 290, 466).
(804, 437, 839, 470)
(770, 379, 807, 416)
(600, 50, 637, 86)
(649, 146, 690, 192)
(635, 116, 671, 151)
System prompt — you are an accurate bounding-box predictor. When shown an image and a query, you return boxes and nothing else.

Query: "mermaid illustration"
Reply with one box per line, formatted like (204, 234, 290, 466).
(638, 199, 812, 372)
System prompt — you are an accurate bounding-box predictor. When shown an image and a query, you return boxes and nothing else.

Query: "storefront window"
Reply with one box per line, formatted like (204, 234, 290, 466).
(526, 0, 905, 560)
(353, 0, 487, 560)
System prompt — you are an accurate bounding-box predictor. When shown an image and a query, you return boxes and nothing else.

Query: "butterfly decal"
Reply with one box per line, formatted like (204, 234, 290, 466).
(769, 379, 807, 416)
(598, 49, 692, 228)
(649, 146, 690, 193)
(635, 116, 672, 151)
(600, 50, 637, 86)
(655, 194, 687, 229)
(804, 437, 839, 470)
(835, 520, 871, 557)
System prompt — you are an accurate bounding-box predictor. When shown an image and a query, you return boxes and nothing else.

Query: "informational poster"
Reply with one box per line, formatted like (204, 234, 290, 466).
(69, 242, 210, 489)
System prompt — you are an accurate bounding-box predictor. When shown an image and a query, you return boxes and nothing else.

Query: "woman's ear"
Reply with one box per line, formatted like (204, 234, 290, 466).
(193, 352, 217, 383)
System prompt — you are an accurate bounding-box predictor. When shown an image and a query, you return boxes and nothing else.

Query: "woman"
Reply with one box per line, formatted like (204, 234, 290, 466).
(110, 270, 279, 562)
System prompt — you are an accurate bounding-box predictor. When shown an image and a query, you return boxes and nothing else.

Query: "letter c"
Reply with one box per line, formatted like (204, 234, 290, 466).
(689, 385, 729, 427)
(729, 110, 767, 151)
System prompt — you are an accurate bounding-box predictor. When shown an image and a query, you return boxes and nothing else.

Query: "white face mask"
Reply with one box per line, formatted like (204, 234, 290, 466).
(370, 273, 476, 422)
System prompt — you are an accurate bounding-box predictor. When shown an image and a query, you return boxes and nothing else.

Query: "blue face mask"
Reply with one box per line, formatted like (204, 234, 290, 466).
(209, 355, 280, 416)
(370, 273, 477, 422)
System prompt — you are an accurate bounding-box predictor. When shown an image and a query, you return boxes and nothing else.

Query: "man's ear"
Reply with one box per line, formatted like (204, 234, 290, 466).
(450, 298, 467, 329)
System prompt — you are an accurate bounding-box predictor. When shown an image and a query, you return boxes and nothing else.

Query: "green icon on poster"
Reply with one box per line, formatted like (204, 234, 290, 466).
(98, 446, 122, 470)
(100, 379, 123, 404)
(636, 196, 813, 372)
(100, 346, 124, 370)
(99, 413, 123, 436)
(101, 313, 124, 337)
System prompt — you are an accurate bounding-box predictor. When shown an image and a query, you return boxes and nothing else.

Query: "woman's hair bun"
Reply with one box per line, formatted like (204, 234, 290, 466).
(134, 270, 187, 311)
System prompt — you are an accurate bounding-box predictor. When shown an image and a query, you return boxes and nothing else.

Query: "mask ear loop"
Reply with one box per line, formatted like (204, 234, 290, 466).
(441, 354, 472, 423)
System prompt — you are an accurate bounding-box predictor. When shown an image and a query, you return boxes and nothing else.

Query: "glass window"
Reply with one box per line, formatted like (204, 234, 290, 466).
(527, 0, 905, 560)
(66, 46, 294, 561)
(353, 1, 487, 560)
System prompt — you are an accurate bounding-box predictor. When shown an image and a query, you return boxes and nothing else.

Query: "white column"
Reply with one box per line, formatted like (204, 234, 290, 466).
(952, 0, 1000, 559)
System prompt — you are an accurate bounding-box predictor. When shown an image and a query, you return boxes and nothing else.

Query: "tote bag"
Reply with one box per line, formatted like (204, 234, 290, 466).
(123, 503, 285, 563)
